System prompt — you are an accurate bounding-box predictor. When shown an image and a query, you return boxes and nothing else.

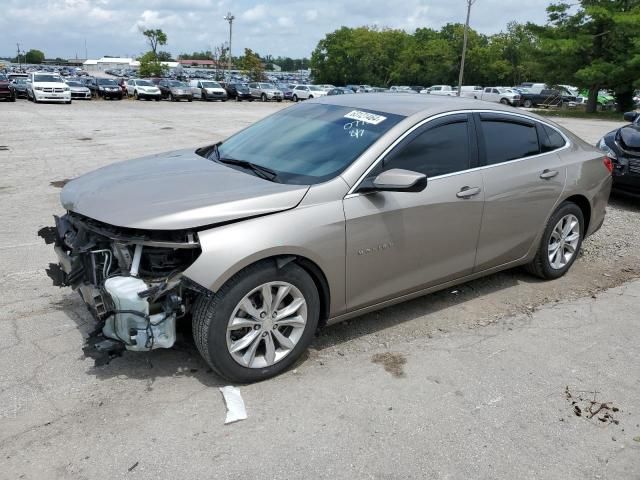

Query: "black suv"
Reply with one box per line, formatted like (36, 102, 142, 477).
(85, 78, 123, 99)
(225, 83, 253, 101)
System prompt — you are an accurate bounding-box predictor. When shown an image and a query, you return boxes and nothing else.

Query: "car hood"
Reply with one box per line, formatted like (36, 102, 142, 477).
(69, 86, 89, 91)
(618, 124, 640, 150)
(60, 149, 310, 230)
(204, 87, 225, 93)
(34, 82, 67, 88)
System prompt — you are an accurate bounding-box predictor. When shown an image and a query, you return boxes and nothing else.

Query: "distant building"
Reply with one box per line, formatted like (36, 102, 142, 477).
(178, 59, 217, 69)
(83, 57, 180, 72)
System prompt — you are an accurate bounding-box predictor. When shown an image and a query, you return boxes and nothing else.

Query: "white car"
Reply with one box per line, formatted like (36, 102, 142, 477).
(420, 85, 456, 96)
(127, 79, 161, 101)
(459, 85, 484, 99)
(188, 80, 228, 101)
(389, 86, 415, 93)
(479, 87, 521, 106)
(26, 72, 71, 104)
(292, 85, 328, 101)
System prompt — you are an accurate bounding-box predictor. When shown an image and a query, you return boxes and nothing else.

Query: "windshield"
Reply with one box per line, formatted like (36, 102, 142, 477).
(258, 83, 273, 89)
(216, 103, 404, 185)
(34, 74, 63, 83)
(201, 81, 221, 88)
(98, 79, 116, 85)
(309, 85, 322, 91)
(67, 81, 82, 87)
(170, 81, 186, 87)
(136, 80, 153, 86)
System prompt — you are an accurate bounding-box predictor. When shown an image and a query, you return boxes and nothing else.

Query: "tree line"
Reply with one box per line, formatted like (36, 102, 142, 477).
(310, 0, 640, 112)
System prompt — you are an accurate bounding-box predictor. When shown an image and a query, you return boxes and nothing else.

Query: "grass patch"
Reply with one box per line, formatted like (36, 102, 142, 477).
(530, 108, 626, 121)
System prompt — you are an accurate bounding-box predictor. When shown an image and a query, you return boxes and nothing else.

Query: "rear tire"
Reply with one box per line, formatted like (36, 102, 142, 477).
(523, 99, 533, 108)
(192, 260, 320, 383)
(525, 202, 584, 280)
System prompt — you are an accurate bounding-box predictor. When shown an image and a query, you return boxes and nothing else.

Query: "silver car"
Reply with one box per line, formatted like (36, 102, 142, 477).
(248, 82, 283, 102)
(41, 95, 612, 382)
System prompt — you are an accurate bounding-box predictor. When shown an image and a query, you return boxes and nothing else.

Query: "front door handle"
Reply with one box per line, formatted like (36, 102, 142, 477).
(456, 186, 481, 199)
(540, 169, 559, 179)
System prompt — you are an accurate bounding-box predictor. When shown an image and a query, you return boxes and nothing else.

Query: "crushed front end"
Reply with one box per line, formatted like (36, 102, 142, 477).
(38, 213, 205, 363)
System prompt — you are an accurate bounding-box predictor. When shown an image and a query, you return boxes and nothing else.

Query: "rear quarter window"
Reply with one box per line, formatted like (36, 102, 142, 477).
(540, 124, 567, 152)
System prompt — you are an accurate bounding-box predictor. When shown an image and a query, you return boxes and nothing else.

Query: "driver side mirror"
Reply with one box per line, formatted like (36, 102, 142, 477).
(359, 168, 427, 193)
(623, 111, 639, 123)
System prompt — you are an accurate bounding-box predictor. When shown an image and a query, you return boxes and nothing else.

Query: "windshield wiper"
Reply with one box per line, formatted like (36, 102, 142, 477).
(217, 157, 279, 182)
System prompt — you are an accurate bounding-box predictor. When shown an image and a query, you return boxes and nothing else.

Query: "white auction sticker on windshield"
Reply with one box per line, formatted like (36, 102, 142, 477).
(344, 110, 387, 125)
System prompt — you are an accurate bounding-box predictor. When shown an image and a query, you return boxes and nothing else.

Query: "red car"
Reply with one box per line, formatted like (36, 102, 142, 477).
(0, 75, 16, 102)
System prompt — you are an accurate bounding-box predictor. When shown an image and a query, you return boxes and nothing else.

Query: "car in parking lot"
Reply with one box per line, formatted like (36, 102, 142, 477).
(27, 72, 71, 104)
(479, 87, 521, 106)
(597, 111, 640, 196)
(520, 88, 576, 108)
(42, 94, 612, 383)
(127, 79, 162, 101)
(292, 84, 327, 101)
(0, 74, 17, 101)
(225, 83, 253, 101)
(65, 80, 92, 99)
(422, 85, 456, 96)
(189, 80, 228, 101)
(327, 87, 355, 96)
(95, 78, 123, 100)
(158, 80, 193, 102)
(248, 82, 283, 102)
(276, 83, 294, 101)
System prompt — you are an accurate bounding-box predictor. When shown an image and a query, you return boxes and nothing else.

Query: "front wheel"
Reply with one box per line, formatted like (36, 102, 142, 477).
(192, 261, 320, 383)
(500, 98, 509, 105)
(261, 93, 267, 102)
(293, 94, 298, 102)
(525, 202, 584, 280)
(523, 99, 533, 108)
(169, 93, 174, 102)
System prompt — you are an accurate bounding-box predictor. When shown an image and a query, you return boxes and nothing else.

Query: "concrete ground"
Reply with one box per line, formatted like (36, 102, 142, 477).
(1, 99, 639, 479)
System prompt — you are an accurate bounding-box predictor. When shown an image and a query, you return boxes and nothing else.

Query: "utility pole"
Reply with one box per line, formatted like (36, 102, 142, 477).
(223, 12, 235, 81)
(457, 0, 476, 96)
(16, 43, 22, 70)
(84, 39, 88, 60)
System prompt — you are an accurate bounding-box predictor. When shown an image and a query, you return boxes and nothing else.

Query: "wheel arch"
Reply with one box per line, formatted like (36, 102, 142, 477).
(562, 194, 591, 234)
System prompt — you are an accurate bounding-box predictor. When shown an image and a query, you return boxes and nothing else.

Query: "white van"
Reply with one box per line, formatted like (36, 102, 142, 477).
(459, 86, 483, 99)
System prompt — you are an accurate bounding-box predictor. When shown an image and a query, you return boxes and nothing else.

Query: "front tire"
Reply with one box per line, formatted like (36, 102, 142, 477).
(261, 93, 267, 102)
(523, 99, 533, 108)
(525, 202, 584, 280)
(500, 98, 509, 105)
(293, 94, 298, 102)
(192, 260, 320, 383)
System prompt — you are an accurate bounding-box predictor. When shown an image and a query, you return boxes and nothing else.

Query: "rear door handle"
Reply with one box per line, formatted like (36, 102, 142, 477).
(540, 169, 559, 179)
(456, 186, 481, 199)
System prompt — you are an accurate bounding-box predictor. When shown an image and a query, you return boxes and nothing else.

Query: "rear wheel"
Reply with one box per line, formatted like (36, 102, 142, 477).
(525, 202, 584, 280)
(192, 261, 320, 383)
(169, 93, 174, 102)
(134, 91, 139, 100)
(523, 99, 533, 108)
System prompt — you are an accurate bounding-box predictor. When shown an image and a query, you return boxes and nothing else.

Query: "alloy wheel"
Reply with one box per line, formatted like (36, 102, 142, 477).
(226, 281, 307, 369)
(547, 214, 580, 270)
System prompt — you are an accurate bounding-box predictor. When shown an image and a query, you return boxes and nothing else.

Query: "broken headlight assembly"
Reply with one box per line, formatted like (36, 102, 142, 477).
(38, 213, 202, 362)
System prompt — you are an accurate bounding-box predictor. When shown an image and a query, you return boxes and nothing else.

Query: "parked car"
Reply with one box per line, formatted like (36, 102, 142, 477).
(577, 89, 616, 110)
(421, 85, 456, 96)
(226, 83, 253, 101)
(327, 87, 355, 95)
(276, 83, 294, 101)
(317, 84, 335, 92)
(26, 72, 71, 104)
(10, 78, 30, 99)
(292, 84, 327, 101)
(65, 80, 92, 99)
(0, 74, 16, 102)
(248, 82, 283, 102)
(597, 111, 640, 196)
(158, 79, 193, 102)
(189, 80, 227, 101)
(520, 88, 576, 108)
(459, 86, 484, 99)
(95, 78, 123, 100)
(346, 84, 373, 93)
(389, 86, 416, 93)
(127, 79, 161, 101)
(41, 95, 611, 382)
(479, 87, 521, 106)
(517, 83, 547, 94)
(410, 86, 425, 93)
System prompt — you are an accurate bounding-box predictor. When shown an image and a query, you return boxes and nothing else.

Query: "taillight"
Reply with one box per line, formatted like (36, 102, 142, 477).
(603, 157, 613, 174)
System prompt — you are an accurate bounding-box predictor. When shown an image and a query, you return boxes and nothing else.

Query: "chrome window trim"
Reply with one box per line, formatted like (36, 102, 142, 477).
(345, 109, 570, 198)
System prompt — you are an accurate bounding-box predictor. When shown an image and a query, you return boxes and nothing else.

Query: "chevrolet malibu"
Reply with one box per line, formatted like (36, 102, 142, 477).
(40, 95, 612, 382)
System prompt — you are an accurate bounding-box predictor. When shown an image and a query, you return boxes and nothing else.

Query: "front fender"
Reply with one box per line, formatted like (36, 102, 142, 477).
(183, 200, 347, 317)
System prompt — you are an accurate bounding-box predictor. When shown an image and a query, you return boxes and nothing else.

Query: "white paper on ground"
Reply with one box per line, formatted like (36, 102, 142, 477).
(219, 386, 248, 424)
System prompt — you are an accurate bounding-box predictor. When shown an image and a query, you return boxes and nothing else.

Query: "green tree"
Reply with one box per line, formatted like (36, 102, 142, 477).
(534, 0, 640, 112)
(142, 29, 168, 59)
(240, 48, 265, 81)
(23, 49, 45, 64)
(157, 51, 174, 62)
(138, 51, 168, 77)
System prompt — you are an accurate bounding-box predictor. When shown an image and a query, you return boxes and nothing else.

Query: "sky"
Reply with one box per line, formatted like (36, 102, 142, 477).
(1, 0, 554, 60)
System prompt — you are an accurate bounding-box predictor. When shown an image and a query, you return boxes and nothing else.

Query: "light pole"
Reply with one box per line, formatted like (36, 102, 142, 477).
(223, 12, 235, 81)
(457, 0, 476, 96)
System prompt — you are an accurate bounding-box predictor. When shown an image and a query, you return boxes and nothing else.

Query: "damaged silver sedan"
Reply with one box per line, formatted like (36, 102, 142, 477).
(40, 95, 611, 382)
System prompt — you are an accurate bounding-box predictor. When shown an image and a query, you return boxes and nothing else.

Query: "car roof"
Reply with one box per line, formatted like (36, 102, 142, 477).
(311, 92, 522, 117)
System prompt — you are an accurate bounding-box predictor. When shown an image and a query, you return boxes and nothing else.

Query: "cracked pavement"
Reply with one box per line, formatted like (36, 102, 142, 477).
(1, 100, 639, 479)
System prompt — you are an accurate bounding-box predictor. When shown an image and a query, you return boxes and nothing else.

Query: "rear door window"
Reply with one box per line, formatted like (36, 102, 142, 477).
(479, 115, 540, 165)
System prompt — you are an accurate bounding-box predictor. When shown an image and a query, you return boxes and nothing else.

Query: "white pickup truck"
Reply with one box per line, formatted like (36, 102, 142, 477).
(420, 85, 456, 96)
(479, 87, 521, 106)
